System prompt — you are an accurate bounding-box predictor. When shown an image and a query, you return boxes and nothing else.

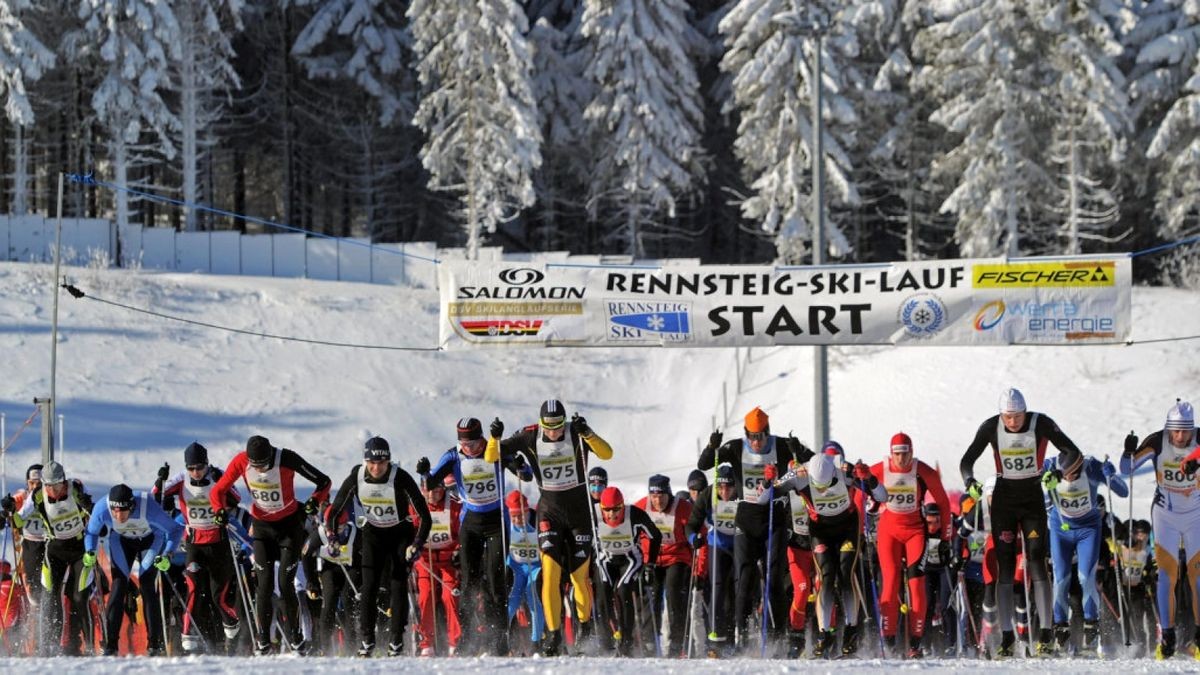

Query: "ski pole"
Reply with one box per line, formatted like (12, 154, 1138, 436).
(645, 570, 662, 657)
(859, 480, 885, 657)
(162, 565, 212, 652)
(708, 465, 719, 643)
(760, 482, 774, 658)
(1103, 457, 1129, 647)
(157, 570, 170, 655)
(227, 526, 260, 640)
(683, 547, 698, 658)
(336, 562, 360, 600)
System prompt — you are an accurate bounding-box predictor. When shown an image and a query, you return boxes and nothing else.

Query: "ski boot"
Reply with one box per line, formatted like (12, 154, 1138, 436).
(705, 635, 725, 659)
(288, 635, 310, 656)
(996, 631, 1016, 659)
(786, 631, 805, 659)
(573, 619, 593, 655)
(1082, 620, 1099, 655)
(1054, 622, 1071, 652)
(884, 634, 897, 658)
(1036, 628, 1055, 657)
(386, 641, 404, 657)
(541, 629, 563, 657)
(357, 641, 375, 658)
(841, 624, 860, 657)
(1194, 627, 1200, 661)
(1157, 627, 1176, 660)
(812, 629, 837, 658)
(906, 634, 923, 659)
(253, 640, 273, 656)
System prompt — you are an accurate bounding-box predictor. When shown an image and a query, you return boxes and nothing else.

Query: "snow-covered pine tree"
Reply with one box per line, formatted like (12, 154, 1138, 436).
(1040, 0, 1132, 254)
(913, 0, 1055, 258)
(526, 1, 591, 252)
(0, 1, 55, 215)
(1140, 1, 1200, 284)
(409, 0, 542, 259)
(172, 0, 243, 231)
(720, 0, 859, 264)
(581, 0, 707, 257)
(75, 0, 181, 229)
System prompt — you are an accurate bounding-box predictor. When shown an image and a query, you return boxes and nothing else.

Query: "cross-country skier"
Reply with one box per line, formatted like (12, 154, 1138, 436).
(1118, 519, 1156, 654)
(210, 435, 331, 655)
(866, 432, 952, 658)
(505, 490, 544, 651)
(326, 436, 429, 657)
(6, 461, 93, 655)
(685, 463, 738, 657)
(300, 503, 361, 655)
(1123, 399, 1200, 659)
(785, 461, 815, 658)
(412, 474, 462, 656)
(155, 442, 244, 652)
(84, 484, 183, 655)
(418, 417, 531, 656)
(777, 445, 888, 658)
(491, 399, 614, 656)
(1042, 452, 1127, 654)
(4, 465, 48, 630)
(634, 474, 692, 657)
(960, 388, 1083, 657)
(697, 407, 806, 651)
(593, 486, 661, 657)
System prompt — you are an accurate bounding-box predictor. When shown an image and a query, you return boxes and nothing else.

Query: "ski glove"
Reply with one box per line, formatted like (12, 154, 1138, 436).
(688, 532, 704, 549)
(82, 551, 97, 568)
(1184, 458, 1200, 477)
(852, 461, 872, 482)
(157, 463, 171, 482)
(405, 542, 424, 564)
(641, 564, 656, 586)
(153, 555, 171, 572)
(1101, 460, 1117, 480)
(1123, 432, 1138, 457)
(763, 464, 778, 482)
(489, 418, 504, 440)
(1041, 469, 1062, 491)
(0, 494, 14, 513)
(304, 497, 321, 515)
(706, 430, 723, 452)
(570, 414, 591, 438)
(965, 479, 983, 501)
(213, 508, 229, 526)
(415, 457, 431, 476)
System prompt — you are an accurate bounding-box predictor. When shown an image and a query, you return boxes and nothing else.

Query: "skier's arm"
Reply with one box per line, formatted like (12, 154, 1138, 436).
(210, 453, 247, 512)
(84, 500, 109, 552)
(14, 492, 36, 525)
(960, 418, 995, 486)
(281, 449, 332, 503)
(158, 473, 185, 512)
(582, 430, 613, 460)
(1121, 433, 1158, 474)
(398, 469, 432, 544)
(428, 449, 457, 486)
(684, 489, 710, 540)
(325, 470, 358, 532)
(1085, 457, 1129, 498)
(1036, 415, 1083, 474)
(632, 507, 662, 564)
(919, 462, 953, 540)
(147, 498, 185, 555)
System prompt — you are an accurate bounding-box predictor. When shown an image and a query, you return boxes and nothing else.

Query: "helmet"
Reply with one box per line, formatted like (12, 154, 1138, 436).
(184, 442, 208, 466)
(648, 474, 671, 495)
(599, 487, 625, 523)
(246, 436, 274, 465)
(108, 484, 135, 510)
(809, 453, 836, 490)
(456, 417, 483, 441)
(687, 469, 708, 491)
(44, 461, 66, 486)
(715, 462, 735, 486)
(539, 399, 566, 430)
(999, 388, 1026, 414)
(1166, 399, 1195, 431)
(364, 436, 391, 462)
(675, 490, 692, 504)
(744, 407, 769, 434)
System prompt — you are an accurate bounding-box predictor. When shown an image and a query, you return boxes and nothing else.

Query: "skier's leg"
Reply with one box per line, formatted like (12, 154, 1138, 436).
(1049, 521, 1074, 625)
(903, 527, 928, 638)
(1076, 523, 1103, 622)
(876, 524, 903, 638)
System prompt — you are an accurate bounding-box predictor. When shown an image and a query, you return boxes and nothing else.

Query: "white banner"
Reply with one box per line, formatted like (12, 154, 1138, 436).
(437, 256, 1131, 348)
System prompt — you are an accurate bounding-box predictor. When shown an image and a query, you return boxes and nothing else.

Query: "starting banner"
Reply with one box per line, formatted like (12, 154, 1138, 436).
(437, 256, 1131, 348)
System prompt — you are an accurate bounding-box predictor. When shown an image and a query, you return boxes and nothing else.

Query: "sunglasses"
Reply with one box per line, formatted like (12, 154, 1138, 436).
(600, 506, 622, 513)
(746, 431, 768, 442)
(186, 464, 207, 471)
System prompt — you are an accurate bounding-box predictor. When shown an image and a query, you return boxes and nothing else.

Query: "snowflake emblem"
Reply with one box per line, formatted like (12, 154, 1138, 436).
(646, 314, 665, 330)
(898, 293, 947, 338)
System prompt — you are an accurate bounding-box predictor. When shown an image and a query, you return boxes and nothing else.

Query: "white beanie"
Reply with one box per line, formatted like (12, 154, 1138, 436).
(809, 452, 837, 489)
(1166, 400, 1195, 431)
(998, 388, 1026, 414)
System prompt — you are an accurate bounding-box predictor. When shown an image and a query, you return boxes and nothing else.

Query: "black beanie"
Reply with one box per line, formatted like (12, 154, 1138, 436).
(364, 436, 391, 461)
(108, 484, 135, 509)
(185, 442, 208, 466)
(687, 469, 708, 491)
(246, 435, 273, 463)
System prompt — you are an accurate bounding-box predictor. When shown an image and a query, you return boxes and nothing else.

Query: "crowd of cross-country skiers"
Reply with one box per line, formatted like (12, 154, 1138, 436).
(0, 392, 1198, 661)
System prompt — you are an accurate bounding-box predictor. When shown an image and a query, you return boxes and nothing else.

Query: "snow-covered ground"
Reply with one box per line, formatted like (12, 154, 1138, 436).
(0, 654, 1198, 672)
